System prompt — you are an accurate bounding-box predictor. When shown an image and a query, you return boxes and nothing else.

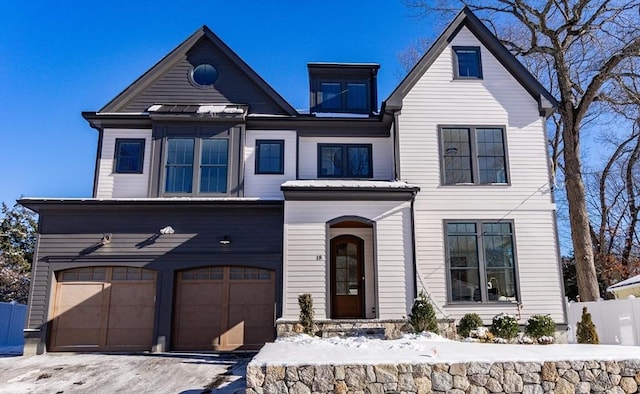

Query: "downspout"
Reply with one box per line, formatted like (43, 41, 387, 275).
(392, 111, 401, 180)
(410, 190, 418, 300)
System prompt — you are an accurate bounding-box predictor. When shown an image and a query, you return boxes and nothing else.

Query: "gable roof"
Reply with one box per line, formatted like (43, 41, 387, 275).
(100, 26, 297, 116)
(607, 274, 640, 292)
(385, 7, 558, 117)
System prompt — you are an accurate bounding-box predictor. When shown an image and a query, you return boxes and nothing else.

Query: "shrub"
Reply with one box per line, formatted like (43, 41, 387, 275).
(490, 313, 519, 340)
(576, 306, 599, 344)
(458, 313, 483, 338)
(408, 291, 439, 334)
(525, 314, 556, 341)
(298, 293, 315, 335)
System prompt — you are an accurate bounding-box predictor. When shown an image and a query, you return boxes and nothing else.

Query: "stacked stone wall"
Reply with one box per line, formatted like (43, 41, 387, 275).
(247, 359, 640, 393)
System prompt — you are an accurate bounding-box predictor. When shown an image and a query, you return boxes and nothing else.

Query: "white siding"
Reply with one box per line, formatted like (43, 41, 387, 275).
(244, 130, 296, 199)
(298, 136, 393, 180)
(283, 200, 413, 320)
(397, 26, 564, 323)
(96, 129, 152, 198)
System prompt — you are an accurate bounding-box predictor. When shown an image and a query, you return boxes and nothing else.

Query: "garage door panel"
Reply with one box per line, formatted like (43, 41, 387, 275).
(180, 283, 224, 305)
(50, 267, 156, 352)
(228, 283, 272, 304)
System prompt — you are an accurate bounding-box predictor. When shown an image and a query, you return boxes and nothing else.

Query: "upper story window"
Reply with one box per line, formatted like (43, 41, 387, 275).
(446, 221, 518, 303)
(165, 137, 228, 194)
(308, 63, 379, 115)
(318, 81, 369, 112)
(440, 126, 507, 185)
(255, 140, 284, 174)
(191, 63, 218, 86)
(318, 143, 372, 178)
(453, 46, 482, 79)
(114, 139, 145, 174)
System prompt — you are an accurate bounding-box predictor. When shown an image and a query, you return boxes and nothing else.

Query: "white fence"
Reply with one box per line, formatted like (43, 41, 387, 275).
(566, 298, 640, 345)
(0, 301, 27, 354)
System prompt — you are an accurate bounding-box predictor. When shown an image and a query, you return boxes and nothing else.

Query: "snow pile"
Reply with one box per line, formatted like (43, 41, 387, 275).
(251, 334, 640, 366)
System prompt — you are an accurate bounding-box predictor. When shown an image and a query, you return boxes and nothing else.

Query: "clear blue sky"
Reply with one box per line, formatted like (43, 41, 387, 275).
(0, 0, 437, 206)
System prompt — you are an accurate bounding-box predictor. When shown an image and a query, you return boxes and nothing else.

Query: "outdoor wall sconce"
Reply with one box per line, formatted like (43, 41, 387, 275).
(219, 235, 231, 245)
(159, 226, 175, 235)
(101, 233, 112, 245)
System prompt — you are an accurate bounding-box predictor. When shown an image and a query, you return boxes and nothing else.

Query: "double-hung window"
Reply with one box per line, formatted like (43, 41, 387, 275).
(114, 139, 145, 174)
(255, 140, 284, 174)
(453, 46, 482, 79)
(165, 137, 228, 194)
(441, 126, 507, 185)
(318, 144, 372, 178)
(446, 221, 518, 303)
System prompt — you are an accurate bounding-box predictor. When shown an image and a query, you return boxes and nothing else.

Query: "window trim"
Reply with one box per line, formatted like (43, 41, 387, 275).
(161, 135, 231, 196)
(113, 138, 145, 174)
(255, 139, 285, 175)
(452, 46, 483, 79)
(438, 125, 510, 186)
(444, 219, 520, 305)
(317, 143, 373, 179)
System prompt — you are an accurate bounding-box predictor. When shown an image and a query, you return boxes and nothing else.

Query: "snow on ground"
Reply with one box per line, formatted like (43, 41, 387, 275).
(251, 333, 640, 366)
(0, 352, 253, 394)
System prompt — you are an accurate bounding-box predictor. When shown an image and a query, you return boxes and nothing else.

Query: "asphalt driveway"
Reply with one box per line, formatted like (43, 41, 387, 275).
(0, 351, 253, 393)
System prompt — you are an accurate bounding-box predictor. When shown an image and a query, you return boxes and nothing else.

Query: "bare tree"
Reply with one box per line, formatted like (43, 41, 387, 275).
(404, 0, 640, 301)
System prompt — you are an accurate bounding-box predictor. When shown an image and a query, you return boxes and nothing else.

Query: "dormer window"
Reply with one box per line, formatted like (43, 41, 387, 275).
(453, 46, 482, 79)
(309, 63, 379, 115)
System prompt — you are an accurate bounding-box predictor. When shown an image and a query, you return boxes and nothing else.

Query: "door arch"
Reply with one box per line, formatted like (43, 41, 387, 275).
(330, 235, 365, 319)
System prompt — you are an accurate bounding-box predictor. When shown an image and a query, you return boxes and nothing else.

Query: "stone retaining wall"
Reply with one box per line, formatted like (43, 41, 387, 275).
(246, 359, 640, 393)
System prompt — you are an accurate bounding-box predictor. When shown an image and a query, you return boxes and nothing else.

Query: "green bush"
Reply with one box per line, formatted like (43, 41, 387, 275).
(458, 313, 483, 338)
(408, 291, 439, 334)
(576, 306, 599, 344)
(298, 293, 315, 335)
(490, 313, 519, 340)
(525, 314, 556, 339)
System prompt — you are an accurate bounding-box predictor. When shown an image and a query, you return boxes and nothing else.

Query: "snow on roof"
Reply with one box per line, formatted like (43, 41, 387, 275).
(281, 180, 419, 190)
(607, 274, 640, 292)
(250, 334, 639, 366)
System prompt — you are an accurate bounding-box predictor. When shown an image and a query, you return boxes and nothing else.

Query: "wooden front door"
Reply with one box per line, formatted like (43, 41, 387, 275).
(331, 235, 365, 319)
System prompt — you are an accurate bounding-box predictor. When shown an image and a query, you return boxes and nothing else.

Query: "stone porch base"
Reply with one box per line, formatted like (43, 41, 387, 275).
(276, 319, 457, 340)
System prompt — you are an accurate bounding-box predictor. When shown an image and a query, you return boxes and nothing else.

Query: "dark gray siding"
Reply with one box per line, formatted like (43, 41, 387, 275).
(27, 202, 283, 351)
(121, 39, 289, 115)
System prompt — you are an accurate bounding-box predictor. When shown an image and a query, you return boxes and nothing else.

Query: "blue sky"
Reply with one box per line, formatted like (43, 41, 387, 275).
(0, 0, 438, 206)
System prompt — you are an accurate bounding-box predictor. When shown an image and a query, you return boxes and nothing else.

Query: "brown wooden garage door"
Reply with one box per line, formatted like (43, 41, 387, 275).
(50, 267, 156, 352)
(173, 266, 274, 351)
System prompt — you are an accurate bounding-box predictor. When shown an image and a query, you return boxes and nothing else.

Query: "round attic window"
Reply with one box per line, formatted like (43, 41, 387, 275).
(191, 63, 218, 86)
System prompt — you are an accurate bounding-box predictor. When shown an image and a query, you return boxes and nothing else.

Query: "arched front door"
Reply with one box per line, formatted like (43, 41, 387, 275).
(331, 235, 365, 319)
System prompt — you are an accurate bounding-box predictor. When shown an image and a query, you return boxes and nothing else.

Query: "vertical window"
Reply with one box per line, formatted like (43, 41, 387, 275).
(440, 126, 508, 185)
(320, 82, 342, 110)
(165, 138, 194, 193)
(114, 139, 145, 174)
(446, 221, 518, 303)
(346, 83, 367, 111)
(453, 46, 482, 79)
(318, 144, 372, 178)
(200, 139, 228, 193)
(255, 140, 284, 174)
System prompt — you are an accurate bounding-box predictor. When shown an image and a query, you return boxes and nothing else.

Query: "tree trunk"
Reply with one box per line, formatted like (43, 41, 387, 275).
(563, 122, 600, 301)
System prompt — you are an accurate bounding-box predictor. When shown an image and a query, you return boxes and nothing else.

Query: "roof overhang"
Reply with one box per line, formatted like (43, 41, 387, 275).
(281, 180, 419, 201)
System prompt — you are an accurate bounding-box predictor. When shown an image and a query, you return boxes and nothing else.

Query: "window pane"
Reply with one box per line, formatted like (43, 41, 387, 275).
(346, 146, 371, 177)
(256, 141, 283, 174)
(320, 82, 342, 110)
(200, 139, 228, 193)
(320, 146, 343, 176)
(165, 139, 194, 193)
(482, 222, 517, 301)
(455, 47, 481, 77)
(346, 83, 367, 111)
(447, 223, 480, 302)
(115, 140, 144, 173)
(477, 128, 506, 184)
(442, 128, 472, 184)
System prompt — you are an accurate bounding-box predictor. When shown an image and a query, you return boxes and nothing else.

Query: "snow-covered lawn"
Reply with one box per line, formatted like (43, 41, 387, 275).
(252, 333, 640, 366)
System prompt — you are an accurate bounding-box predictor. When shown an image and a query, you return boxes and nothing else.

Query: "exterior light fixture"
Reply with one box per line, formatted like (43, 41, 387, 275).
(160, 226, 175, 235)
(219, 235, 231, 245)
(101, 233, 112, 245)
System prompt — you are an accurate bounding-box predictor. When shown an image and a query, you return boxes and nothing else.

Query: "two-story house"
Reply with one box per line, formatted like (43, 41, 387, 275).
(20, 8, 565, 354)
